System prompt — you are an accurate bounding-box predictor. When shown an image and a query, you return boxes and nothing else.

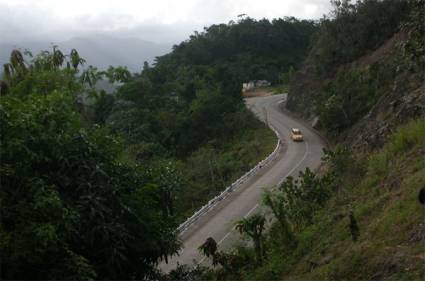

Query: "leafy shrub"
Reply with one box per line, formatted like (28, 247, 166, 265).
(386, 119, 425, 155)
(276, 168, 335, 231)
(367, 119, 425, 185)
(322, 145, 366, 180)
(367, 153, 390, 178)
(0, 50, 180, 280)
(316, 63, 397, 133)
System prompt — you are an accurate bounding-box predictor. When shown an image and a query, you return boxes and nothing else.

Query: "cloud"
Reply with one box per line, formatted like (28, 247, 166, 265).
(0, 0, 332, 44)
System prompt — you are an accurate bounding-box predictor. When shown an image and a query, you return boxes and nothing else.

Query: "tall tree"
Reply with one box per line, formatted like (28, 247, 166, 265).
(235, 214, 266, 264)
(198, 237, 219, 266)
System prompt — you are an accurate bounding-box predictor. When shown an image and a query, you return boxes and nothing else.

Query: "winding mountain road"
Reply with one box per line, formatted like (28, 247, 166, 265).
(160, 94, 326, 272)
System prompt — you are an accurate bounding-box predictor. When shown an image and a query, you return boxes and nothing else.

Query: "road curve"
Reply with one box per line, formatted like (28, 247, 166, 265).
(160, 94, 326, 272)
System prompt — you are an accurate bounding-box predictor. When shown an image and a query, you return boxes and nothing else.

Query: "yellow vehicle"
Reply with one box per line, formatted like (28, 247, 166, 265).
(291, 128, 303, 142)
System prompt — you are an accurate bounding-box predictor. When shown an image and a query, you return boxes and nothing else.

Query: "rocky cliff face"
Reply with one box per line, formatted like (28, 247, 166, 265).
(287, 30, 424, 151)
(286, 64, 321, 118)
(344, 80, 424, 151)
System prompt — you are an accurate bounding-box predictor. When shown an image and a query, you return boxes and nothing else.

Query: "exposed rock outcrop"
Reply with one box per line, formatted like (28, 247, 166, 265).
(344, 82, 425, 151)
(287, 30, 424, 151)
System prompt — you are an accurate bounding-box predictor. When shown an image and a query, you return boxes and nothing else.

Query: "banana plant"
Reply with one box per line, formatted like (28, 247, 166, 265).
(235, 213, 266, 265)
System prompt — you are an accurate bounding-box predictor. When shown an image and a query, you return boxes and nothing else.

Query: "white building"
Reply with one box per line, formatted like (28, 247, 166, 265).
(242, 80, 271, 92)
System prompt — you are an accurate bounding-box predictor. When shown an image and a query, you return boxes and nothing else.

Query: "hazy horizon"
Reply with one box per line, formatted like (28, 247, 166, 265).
(0, 0, 332, 71)
(0, 0, 331, 45)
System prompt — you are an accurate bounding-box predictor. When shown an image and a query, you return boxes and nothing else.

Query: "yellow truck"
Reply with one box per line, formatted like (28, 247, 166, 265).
(291, 128, 304, 142)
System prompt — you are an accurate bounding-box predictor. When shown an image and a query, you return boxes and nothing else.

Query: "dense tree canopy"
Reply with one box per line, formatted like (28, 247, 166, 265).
(156, 17, 317, 84)
(95, 17, 318, 220)
(0, 50, 180, 280)
(102, 17, 317, 157)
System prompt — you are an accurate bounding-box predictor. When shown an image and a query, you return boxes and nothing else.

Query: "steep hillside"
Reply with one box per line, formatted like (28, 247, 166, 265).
(287, 0, 424, 151)
(166, 118, 425, 281)
(280, 119, 425, 281)
(238, 119, 425, 281)
(287, 30, 408, 118)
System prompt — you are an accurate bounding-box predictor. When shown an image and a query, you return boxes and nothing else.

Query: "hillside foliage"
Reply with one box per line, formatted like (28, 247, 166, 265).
(312, 0, 409, 75)
(288, 0, 423, 135)
(181, 118, 425, 281)
(97, 17, 317, 219)
(173, 1, 424, 280)
(0, 50, 181, 280)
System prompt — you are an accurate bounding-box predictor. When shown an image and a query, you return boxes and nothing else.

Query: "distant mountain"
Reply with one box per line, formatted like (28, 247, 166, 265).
(0, 35, 171, 72)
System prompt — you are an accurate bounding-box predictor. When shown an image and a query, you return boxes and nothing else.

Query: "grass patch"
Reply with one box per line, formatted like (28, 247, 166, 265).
(386, 119, 425, 155)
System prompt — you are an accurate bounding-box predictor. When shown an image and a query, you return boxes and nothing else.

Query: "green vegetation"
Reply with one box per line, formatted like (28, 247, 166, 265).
(314, 0, 420, 134)
(0, 13, 318, 280)
(156, 17, 316, 84)
(317, 59, 398, 133)
(166, 1, 424, 280)
(288, 0, 423, 135)
(192, 118, 425, 281)
(177, 126, 276, 219)
(0, 50, 179, 280)
(96, 16, 316, 221)
(190, 1, 424, 279)
(2, 0, 422, 279)
(312, 0, 409, 75)
(258, 84, 290, 95)
(235, 214, 267, 265)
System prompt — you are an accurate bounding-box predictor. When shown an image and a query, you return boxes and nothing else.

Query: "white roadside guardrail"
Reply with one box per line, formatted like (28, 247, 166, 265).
(177, 124, 282, 234)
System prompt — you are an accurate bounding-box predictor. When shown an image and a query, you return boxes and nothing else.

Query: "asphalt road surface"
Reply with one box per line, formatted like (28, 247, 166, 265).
(160, 94, 326, 272)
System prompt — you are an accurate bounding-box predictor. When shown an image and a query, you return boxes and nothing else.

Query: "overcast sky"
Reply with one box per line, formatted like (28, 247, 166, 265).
(0, 0, 332, 44)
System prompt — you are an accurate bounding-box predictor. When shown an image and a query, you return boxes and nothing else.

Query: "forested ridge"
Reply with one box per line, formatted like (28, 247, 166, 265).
(0, 17, 316, 280)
